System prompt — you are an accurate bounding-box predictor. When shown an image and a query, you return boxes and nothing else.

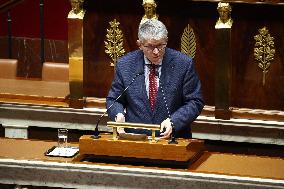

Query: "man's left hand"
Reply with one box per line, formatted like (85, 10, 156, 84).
(115, 113, 125, 134)
(160, 118, 172, 139)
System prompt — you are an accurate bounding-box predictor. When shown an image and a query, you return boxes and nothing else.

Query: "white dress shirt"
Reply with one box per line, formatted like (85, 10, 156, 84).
(144, 56, 162, 98)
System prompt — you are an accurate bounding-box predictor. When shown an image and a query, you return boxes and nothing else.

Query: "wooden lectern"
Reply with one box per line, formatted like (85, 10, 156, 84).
(79, 122, 205, 167)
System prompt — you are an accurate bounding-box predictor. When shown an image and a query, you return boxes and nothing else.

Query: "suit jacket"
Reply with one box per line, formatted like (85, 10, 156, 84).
(106, 48, 204, 138)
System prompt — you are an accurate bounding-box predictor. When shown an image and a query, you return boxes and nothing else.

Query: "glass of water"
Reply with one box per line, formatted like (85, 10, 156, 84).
(58, 128, 68, 148)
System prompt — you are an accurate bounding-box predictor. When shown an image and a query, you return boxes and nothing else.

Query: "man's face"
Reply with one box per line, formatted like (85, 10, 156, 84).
(138, 39, 167, 65)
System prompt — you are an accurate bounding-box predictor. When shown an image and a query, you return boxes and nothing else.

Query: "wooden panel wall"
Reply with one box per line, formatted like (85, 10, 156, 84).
(0, 37, 68, 78)
(0, 0, 70, 78)
(83, 0, 284, 111)
(83, 0, 216, 106)
(1, 0, 283, 112)
(230, 4, 284, 110)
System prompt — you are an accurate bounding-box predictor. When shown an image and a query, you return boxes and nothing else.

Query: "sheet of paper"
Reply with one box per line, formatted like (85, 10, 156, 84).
(47, 147, 79, 157)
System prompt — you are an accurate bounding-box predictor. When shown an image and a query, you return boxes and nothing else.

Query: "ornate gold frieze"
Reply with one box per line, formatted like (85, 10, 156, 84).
(104, 19, 125, 67)
(181, 25, 196, 58)
(254, 27, 275, 86)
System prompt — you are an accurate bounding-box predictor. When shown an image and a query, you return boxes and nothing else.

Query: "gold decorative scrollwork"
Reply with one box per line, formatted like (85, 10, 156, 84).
(254, 27, 275, 86)
(104, 19, 125, 66)
(181, 24, 196, 58)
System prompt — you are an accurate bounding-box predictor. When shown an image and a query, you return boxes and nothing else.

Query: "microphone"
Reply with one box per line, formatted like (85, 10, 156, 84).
(158, 75, 178, 144)
(91, 71, 144, 139)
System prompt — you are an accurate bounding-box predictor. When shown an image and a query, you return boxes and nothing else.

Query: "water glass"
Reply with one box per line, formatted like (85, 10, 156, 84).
(58, 128, 68, 148)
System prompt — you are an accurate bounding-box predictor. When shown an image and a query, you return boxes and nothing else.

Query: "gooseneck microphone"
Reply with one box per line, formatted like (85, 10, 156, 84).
(158, 76, 178, 144)
(91, 71, 144, 139)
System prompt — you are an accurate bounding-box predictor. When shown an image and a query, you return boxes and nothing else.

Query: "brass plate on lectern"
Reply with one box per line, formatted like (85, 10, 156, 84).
(79, 135, 204, 162)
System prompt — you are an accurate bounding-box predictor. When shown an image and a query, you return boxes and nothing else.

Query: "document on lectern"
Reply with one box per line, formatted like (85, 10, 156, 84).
(45, 146, 79, 158)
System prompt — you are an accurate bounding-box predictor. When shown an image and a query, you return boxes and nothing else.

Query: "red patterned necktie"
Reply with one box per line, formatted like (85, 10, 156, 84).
(149, 64, 158, 111)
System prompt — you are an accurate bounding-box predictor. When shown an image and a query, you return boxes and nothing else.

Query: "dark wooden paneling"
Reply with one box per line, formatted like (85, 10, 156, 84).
(83, 0, 284, 111)
(83, 0, 144, 98)
(0, 37, 68, 78)
(230, 4, 284, 110)
(83, 0, 216, 105)
(0, 0, 283, 111)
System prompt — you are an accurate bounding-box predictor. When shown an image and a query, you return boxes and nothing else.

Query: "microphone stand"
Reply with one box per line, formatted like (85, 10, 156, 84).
(91, 72, 144, 139)
(91, 114, 104, 139)
(159, 75, 178, 144)
(168, 124, 178, 144)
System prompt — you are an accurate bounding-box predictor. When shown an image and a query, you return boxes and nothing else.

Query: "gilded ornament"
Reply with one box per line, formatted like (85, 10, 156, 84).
(68, 0, 85, 19)
(254, 27, 275, 86)
(104, 19, 126, 66)
(215, 2, 233, 29)
(181, 25, 196, 58)
(140, 0, 159, 25)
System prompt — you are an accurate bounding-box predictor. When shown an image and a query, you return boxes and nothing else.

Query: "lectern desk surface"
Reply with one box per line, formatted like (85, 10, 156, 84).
(1, 138, 284, 188)
(1, 137, 284, 182)
(0, 138, 77, 162)
(190, 151, 284, 180)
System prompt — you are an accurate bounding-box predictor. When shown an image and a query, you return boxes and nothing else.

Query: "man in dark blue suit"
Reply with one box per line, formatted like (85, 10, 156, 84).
(106, 19, 204, 139)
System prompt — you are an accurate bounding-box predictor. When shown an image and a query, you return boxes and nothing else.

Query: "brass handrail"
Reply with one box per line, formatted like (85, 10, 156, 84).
(107, 121, 160, 142)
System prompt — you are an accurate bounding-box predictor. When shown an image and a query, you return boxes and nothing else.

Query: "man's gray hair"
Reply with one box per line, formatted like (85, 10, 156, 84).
(138, 19, 168, 42)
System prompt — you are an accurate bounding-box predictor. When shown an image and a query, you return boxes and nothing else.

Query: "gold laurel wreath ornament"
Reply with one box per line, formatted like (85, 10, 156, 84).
(254, 27, 275, 86)
(104, 19, 126, 66)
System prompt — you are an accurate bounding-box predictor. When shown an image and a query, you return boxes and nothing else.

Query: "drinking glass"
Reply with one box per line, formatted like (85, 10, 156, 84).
(58, 128, 68, 148)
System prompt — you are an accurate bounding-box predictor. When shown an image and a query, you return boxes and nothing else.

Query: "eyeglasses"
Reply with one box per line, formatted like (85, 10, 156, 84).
(143, 44, 167, 52)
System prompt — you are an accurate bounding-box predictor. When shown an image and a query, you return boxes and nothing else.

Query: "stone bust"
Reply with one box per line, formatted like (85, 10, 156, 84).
(68, 0, 85, 19)
(140, 0, 159, 24)
(215, 2, 233, 29)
